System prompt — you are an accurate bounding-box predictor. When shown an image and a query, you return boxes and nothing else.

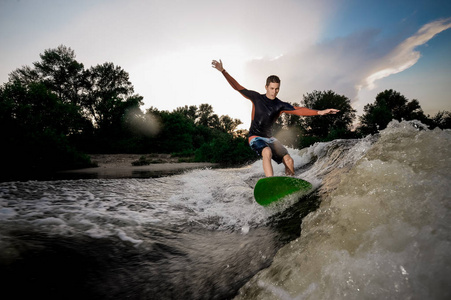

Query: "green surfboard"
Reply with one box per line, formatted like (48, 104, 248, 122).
(254, 176, 313, 206)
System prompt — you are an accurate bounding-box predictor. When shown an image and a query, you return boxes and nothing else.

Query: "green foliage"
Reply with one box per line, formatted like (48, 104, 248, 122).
(301, 90, 356, 138)
(218, 115, 243, 134)
(275, 91, 357, 148)
(358, 89, 428, 135)
(3, 81, 85, 134)
(157, 111, 196, 153)
(83, 62, 143, 132)
(2, 45, 449, 180)
(10, 45, 85, 105)
(0, 81, 93, 180)
(196, 103, 219, 128)
(194, 133, 257, 165)
(173, 105, 197, 120)
(428, 110, 451, 129)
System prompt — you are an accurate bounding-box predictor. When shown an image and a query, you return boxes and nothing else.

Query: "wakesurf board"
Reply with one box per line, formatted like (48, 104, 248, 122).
(254, 176, 312, 206)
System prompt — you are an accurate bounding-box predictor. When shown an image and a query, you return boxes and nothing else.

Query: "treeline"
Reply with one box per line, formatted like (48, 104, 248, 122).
(1, 45, 450, 180)
(0, 45, 256, 179)
(274, 89, 450, 149)
(124, 104, 256, 165)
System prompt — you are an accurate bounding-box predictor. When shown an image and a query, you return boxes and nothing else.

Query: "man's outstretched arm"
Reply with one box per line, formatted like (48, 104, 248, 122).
(284, 107, 340, 116)
(212, 59, 245, 91)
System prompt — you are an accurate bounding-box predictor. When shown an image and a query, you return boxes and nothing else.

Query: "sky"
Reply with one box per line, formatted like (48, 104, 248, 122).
(1, 0, 450, 129)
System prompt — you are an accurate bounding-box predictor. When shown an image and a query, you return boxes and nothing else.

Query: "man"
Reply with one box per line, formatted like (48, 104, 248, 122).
(212, 59, 339, 177)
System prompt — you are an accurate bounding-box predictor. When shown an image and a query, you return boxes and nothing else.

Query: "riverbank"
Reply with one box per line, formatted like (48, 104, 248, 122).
(56, 154, 219, 180)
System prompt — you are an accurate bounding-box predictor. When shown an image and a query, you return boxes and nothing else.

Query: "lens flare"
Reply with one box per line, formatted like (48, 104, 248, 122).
(125, 108, 161, 137)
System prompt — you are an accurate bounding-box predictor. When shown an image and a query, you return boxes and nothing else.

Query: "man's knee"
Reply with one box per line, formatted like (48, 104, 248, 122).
(262, 147, 272, 159)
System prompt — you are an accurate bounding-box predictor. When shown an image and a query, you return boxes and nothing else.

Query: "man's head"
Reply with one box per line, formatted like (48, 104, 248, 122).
(265, 75, 280, 100)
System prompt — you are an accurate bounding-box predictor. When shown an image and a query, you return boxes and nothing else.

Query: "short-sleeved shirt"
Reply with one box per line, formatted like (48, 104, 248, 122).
(221, 70, 295, 138)
(237, 89, 295, 138)
(221, 70, 318, 141)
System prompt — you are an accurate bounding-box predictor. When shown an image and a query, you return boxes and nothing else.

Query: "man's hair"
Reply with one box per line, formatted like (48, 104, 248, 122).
(266, 75, 280, 86)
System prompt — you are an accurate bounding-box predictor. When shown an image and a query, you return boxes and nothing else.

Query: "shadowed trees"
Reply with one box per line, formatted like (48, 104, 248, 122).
(10, 45, 85, 105)
(83, 62, 142, 131)
(139, 105, 254, 165)
(275, 90, 357, 148)
(430, 110, 451, 129)
(301, 90, 356, 137)
(0, 81, 92, 178)
(358, 89, 428, 135)
(0, 45, 144, 177)
(1, 45, 450, 180)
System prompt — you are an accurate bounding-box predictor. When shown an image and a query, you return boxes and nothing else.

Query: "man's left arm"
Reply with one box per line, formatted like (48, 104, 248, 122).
(284, 107, 340, 116)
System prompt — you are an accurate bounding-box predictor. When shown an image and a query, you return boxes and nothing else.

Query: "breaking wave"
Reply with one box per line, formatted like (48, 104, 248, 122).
(0, 120, 449, 299)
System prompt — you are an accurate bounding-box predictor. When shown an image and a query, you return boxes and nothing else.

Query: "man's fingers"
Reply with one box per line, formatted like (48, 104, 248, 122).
(211, 59, 224, 71)
(211, 60, 220, 68)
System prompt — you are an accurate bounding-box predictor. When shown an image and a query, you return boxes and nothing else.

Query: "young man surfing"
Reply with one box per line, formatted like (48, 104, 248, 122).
(212, 59, 339, 177)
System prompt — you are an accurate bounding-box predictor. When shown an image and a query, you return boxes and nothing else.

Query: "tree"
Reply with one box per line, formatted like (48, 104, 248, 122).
(358, 89, 428, 134)
(83, 62, 142, 132)
(10, 45, 85, 105)
(194, 133, 256, 165)
(8, 65, 39, 86)
(157, 111, 195, 153)
(1, 45, 260, 175)
(8, 45, 89, 134)
(0, 81, 83, 135)
(219, 115, 242, 135)
(358, 101, 392, 135)
(0, 81, 92, 178)
(196, 103, 220, 128)
(430, 110, 451, 129)
(173, 105, 198, 121)
(301, 90, 356, 138)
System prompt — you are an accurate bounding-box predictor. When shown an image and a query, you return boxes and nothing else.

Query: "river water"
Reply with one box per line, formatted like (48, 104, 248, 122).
(0, 120, 450, 299)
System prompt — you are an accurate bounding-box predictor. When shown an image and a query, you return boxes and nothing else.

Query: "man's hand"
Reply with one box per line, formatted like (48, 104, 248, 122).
(318, 109, 340, 115)
(211, 59, 224, 72)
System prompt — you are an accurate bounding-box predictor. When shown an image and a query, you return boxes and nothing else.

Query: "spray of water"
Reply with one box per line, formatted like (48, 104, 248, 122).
(235, 121, 451, 300)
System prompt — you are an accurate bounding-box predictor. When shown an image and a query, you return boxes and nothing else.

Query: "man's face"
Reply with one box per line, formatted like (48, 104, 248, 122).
(265, 82, 280, 100)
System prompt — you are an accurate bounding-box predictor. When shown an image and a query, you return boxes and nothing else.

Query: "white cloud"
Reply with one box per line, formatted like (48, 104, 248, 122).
(364, 17, 451, 90)
(243, 29, 383, 103)
(242, 18, 451, 116)
(1, 0, 449, 128)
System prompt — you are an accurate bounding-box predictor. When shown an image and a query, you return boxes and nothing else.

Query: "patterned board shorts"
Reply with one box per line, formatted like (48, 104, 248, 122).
(249, 137, 288, 164)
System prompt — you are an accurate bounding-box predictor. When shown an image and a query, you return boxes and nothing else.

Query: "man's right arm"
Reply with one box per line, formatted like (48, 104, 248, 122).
(221, 70, 245, 91)
(212, 59, 245, 91)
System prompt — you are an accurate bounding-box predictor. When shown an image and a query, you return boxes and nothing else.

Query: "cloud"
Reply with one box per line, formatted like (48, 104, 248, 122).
(243, 18, 451, 112)
(364, 17, 451, 90)
(2, 0, 449, 126)
(243, 29, 385, 103)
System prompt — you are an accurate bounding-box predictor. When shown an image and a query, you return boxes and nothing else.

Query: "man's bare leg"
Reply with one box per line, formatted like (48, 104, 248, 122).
(282, 154, 295, 176)
(262, 147, 274, 177)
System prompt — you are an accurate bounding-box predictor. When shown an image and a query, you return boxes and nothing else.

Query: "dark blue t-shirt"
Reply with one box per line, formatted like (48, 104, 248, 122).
(238, 89, 295, 138)
(220, 70, 296, 138)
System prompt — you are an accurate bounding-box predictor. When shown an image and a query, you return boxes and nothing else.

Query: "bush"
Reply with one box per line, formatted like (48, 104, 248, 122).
(195, 134, 257, 166)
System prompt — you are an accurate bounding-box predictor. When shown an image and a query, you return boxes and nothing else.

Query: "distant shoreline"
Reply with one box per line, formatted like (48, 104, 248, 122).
(56, 154, 218, 180)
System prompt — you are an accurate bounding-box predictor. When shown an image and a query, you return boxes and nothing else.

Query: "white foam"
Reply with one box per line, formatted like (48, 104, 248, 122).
(32, 217, 66, 226)
(0, 207, 17, 220)
(235, 121, 451, 299)
(116, 229, 143, 246)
